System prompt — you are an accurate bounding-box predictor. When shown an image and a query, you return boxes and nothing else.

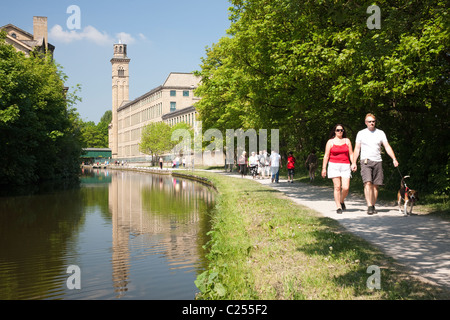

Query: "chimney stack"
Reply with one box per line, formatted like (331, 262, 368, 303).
(33, 16, 48, 51)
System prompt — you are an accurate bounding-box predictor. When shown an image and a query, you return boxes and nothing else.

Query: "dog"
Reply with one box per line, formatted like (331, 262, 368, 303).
(397, 176, 419, 216)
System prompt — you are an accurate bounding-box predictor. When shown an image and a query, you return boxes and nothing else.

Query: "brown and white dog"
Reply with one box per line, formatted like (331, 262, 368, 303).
(397, 176, 419, 216)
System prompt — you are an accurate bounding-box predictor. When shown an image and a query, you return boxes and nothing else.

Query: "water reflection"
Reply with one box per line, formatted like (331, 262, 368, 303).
(0, 169, 215, 299)
(108, 170, 215, 299)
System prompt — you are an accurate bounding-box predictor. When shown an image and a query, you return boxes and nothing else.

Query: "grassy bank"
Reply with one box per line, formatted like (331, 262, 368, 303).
(181, 170, 449, 300)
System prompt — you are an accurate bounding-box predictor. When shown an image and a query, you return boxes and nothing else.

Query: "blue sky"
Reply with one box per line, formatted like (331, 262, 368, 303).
(1, 0, 231, 123)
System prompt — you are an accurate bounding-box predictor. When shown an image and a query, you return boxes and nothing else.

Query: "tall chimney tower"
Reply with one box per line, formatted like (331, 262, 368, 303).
(33, 16, 48, 51)
(110, 43, 130, 158)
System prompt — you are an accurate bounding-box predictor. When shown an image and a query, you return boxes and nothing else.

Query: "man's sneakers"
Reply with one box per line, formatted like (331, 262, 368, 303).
(367, 205, 378, 215)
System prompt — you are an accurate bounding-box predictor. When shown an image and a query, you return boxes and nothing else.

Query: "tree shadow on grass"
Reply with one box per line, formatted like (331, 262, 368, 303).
(294, 216, 450, 299)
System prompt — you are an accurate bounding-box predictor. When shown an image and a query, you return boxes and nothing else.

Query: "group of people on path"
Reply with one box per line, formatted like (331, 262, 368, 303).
(321, 113, 398, 215)
(235, 113, 398, 216)
(233, 113, 398, 216)
(237, 150, 284, 183)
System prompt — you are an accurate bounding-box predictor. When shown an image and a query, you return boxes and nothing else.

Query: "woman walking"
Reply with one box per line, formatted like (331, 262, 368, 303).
(249, 152, 259, 179)
(238, 151, 248, 178)
(321, 124, 354, 214)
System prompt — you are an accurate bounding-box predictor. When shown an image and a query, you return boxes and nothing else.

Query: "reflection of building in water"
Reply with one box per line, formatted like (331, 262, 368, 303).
(108, 171, 214, 297)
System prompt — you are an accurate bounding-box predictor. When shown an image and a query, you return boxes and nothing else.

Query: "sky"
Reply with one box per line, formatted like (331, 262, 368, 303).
(0, 0, 232, 123)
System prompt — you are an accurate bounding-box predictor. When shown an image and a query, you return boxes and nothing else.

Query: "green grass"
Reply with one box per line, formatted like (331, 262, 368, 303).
(179, 170, 450, 300)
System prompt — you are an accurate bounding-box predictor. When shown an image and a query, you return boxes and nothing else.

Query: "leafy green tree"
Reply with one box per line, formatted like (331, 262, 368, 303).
(79, 110, 111, 148)
(195, 0, 449, 194)
(100, 110, 112, 124)
(80, 121, 105, 148)
(139, 122, 173, 165)
(0, 31, 83, 186)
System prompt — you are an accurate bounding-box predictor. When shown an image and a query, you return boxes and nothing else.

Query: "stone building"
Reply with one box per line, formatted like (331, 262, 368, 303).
(109, 43, 200, 160)
(1, 16, 55, 56)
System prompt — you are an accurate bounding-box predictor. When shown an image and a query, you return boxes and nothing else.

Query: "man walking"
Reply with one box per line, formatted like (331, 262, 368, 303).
(270, 150, 282, 183)
(352, 113, 399, 215)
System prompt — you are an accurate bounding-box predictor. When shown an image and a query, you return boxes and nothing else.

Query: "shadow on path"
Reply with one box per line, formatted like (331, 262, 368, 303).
(219, 172, 450, 291)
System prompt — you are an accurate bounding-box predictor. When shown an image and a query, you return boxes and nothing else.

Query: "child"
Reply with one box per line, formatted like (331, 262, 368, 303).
(287, 151, 296, 183)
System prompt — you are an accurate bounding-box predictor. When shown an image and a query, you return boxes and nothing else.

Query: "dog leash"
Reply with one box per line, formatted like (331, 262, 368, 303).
(383, 165, 408, 190)
(396, 166, 411, 189)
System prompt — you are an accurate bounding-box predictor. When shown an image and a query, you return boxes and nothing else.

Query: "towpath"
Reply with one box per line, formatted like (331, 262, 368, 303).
(220, 172, 450, 291)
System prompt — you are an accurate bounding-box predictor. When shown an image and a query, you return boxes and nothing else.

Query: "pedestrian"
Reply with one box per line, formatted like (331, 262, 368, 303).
(322, 124, 354, 214)
(159, 157, 163, 170)
(263, 150, 270, 178)
(257, 151, 265, 179)
(287, 151, 296, 183)
(249, 151, 259, 179)
(238, 151, 248, 178)
(270, 150, 282, 183)
(305, 150, 318, 182)
(352, 113, 399, 215)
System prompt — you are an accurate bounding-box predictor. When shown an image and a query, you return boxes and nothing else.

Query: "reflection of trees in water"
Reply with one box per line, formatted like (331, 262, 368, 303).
(0, 169, 215, 299)
(0, 188, 85, 299)
(109, 171, 216, 297)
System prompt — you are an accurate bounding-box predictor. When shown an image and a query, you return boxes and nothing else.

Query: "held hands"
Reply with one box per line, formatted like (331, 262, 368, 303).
(351, 163, 357, 172)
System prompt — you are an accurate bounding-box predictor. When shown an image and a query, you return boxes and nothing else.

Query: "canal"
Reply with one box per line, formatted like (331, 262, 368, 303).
(0, 169, 215, 300)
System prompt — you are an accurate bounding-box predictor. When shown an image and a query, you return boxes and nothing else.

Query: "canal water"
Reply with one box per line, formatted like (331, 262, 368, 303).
(0, 169, 215, 300)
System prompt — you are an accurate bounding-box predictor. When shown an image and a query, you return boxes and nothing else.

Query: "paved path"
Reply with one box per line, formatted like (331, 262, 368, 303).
(219, 172, 450, 291)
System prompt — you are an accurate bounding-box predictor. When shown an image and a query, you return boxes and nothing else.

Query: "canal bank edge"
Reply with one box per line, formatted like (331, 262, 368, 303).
(99, 166, 450, 300)
(103, 165, 218, 191)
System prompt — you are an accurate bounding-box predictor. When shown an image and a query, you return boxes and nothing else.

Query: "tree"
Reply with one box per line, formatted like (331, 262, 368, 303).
(195, 0, 449, 194)
(0, 31, 83, 186)
(139, 122, 173, 165)
(79, 110, 111, 148)
(100, 110, 112, 124)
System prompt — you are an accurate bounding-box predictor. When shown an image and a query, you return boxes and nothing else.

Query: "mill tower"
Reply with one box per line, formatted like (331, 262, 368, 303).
(110, 42, 130, 158)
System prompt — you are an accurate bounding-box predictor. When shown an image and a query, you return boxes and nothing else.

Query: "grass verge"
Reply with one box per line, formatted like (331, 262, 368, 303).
(179, 170, 449, 300)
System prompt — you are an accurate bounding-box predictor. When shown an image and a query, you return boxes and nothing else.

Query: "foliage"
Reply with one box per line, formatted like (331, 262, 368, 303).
(79, 110, 111, 148)
(0, 32, 83, 186)
(139, 122, 173, 163)
(195, 0, 449, 195)
(140, 121, 194, 163)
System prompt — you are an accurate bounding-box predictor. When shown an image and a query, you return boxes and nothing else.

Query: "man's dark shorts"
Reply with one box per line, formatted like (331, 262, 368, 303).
(360, 159, 384, 185)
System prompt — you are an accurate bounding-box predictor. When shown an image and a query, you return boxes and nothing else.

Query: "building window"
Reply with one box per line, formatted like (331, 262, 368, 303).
(118, 67, 124, 77)
(170, 90, 176, 97)
(170, 102, 176, 112)
(183, 90, 189, 97)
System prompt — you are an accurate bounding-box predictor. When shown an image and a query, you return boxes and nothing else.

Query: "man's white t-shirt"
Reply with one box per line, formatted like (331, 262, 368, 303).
(270, 152, 281, 167)
(355, 128, 387, 162)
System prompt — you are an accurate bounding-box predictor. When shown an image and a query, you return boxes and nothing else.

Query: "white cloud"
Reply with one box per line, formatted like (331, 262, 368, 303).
(115, 32, 136, 45)
(138, 33, 147, 41)
(49, 25, 140, 46)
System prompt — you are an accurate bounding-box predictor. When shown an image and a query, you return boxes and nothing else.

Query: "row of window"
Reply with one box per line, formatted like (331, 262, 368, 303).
(119, 128, 141, 143)
(117, 111, 196, 157)
(118, 144, 139, 157)
(170, 90, 190, 97)
(166, 112, 196, 127)
(119, 103, 163, 129)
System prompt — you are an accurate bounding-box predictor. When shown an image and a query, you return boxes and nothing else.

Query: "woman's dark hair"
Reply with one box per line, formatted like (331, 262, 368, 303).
(329, 124, 347, 139)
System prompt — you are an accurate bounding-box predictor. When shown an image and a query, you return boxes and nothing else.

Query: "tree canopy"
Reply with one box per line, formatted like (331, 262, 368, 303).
(194, 0, 449, 194)
(0, 31, 83, 186)
(79, 110, 111, 148)
(140, 121, 194, 164)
